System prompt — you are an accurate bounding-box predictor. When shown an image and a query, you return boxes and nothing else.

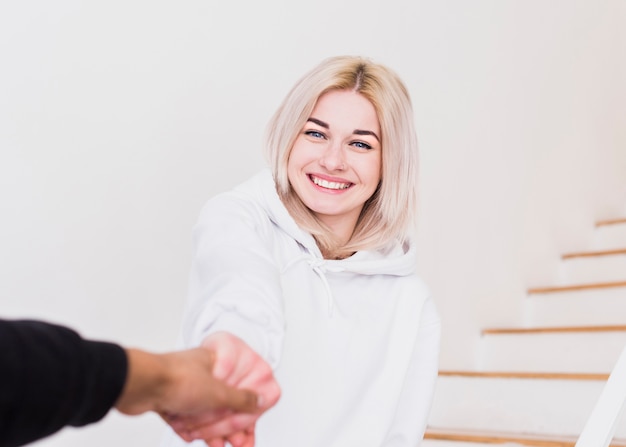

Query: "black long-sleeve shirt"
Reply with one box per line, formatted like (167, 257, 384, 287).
(0, 319, 128, 446)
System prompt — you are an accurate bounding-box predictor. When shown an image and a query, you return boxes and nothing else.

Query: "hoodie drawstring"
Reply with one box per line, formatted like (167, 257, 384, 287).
(281, 254, 337, 317)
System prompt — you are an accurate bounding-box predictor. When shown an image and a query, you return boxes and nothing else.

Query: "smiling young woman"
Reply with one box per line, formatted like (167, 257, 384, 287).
(267, 56, 420, 261)
(286, 89, 382, 251)
(161, 56, 440, 447)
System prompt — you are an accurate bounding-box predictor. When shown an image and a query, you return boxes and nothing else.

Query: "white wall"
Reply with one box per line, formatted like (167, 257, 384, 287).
(1, 1, 624, 445)
(412, 0, 626, 368)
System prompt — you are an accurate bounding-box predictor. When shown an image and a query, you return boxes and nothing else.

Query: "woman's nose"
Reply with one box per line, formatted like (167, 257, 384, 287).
(319, 143, 346, 171)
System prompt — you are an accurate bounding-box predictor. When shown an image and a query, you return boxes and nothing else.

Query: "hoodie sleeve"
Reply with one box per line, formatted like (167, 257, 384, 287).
(0, 319, 127, 447)
(182, 193, 285, 369)
(383, 297, 441, 446)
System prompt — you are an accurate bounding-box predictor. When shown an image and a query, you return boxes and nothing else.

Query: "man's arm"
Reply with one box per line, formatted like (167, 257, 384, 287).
(0, 319, 128, 446)
(0, 319, 261, 447)
(115, 346, 260, 418)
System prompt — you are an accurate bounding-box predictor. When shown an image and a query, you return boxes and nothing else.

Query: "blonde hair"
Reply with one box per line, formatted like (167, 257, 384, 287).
(265, 56, 419, 259)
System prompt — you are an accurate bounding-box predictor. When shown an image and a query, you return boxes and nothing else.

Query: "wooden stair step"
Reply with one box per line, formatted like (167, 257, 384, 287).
(482, 324, 626, 335)
(557, 251, 626, 285)
(424, 428, 626, 447)
(597, 218, 626, 227)
(562, 248, 626, 259)
(524, 285, 626, 327)
(439, 370, 609, 380)
(527, 280, 626, 294)
(552, 217, 626, 286)
(429, 373, 623, 436)
(592, 219, 626, 250)
(478, 325, 626, 372)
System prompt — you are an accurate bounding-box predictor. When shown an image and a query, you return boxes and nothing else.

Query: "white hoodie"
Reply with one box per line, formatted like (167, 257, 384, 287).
(161, 169, 440, 447)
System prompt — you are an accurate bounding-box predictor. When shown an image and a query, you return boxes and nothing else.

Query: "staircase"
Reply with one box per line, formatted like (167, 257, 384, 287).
(423, 218, 626, 447)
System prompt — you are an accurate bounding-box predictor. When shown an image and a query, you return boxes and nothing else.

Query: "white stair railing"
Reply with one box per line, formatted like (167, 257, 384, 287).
(576, 344, 626, 447)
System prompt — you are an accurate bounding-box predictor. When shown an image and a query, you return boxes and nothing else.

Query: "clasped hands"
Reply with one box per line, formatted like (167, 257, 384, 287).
(162, 332, 281, 447)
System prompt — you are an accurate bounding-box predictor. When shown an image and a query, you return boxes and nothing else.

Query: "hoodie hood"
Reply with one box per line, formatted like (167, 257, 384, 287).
(233, 169, 418, 278)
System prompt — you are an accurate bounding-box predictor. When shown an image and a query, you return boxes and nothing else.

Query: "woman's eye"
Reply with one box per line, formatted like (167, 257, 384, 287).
(305, 130, 325, 139)
(351, 141, 373, 150)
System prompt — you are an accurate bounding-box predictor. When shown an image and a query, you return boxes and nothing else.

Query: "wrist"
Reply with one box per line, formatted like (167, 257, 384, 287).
(114, 348, 170, 415)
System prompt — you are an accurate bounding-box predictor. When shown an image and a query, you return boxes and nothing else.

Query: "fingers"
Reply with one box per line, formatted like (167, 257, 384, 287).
(227, 427, 255, 447)
(203, 426, 255, 447)
(235, 366, 281, 413)
(207, 438, 225, 447)
(160, 408, 229, 437)
(187, 412, 257, 441)
(202, 332, 240, 382)
(226, 431, 247, 447)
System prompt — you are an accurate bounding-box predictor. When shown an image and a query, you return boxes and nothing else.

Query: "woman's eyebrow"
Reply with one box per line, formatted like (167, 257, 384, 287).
(307, 117, 329, 128)
(354, 129, 380, 142)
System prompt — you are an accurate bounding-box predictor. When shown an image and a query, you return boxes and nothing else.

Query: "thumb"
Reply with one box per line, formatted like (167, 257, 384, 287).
(217, 383, 260, 413)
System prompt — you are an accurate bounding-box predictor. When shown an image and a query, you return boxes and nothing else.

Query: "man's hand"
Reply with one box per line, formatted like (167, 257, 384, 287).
(115, 346, 261, 441)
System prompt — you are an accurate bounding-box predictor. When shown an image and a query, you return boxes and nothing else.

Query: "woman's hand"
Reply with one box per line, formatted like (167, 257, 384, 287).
(182, 331, 281, 445)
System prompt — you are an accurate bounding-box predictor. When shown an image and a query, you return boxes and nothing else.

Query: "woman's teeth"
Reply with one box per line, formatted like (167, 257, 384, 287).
(311, 176, 351, 190)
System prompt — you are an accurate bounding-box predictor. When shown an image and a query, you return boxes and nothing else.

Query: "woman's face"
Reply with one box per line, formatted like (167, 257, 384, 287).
(287, 89, 382, 239)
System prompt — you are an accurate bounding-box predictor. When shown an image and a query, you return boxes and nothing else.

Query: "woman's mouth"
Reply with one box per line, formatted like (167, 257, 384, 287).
(309, 174, 352, 190)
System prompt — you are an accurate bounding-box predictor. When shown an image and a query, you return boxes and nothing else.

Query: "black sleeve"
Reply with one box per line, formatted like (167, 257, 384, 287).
(0, 319, 129, 447)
